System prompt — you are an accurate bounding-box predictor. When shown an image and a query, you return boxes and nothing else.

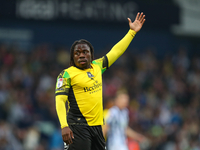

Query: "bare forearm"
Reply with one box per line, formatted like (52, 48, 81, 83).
(102, 124, 109, 138)
(126, 126, 145, 142)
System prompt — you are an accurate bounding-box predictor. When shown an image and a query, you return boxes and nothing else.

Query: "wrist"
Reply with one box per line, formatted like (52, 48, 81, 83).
(129, 29, 136, 37)
(61, 124, 69, 129)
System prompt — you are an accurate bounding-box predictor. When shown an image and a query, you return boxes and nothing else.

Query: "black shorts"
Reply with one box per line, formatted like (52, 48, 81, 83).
(65, 125, 106, 150)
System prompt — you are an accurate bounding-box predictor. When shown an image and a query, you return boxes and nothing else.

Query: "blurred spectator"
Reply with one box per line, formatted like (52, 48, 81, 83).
(0, 120, 23, 150)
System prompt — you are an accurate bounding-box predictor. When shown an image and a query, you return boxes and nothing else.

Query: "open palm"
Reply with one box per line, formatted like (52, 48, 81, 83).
(128, 12, 146, 33)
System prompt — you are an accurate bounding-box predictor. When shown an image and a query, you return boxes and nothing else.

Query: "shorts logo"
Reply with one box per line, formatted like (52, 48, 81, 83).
(64, 142, 69, 150)
(57, 78, 64, 88)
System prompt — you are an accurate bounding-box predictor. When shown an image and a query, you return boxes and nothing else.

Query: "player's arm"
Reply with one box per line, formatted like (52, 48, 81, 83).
(56, 95, 74, 145)
(126, 126, 147, 142)
(102, 109, 114, 138)
(56, 95, 68, 128)
(55, 75, 74, 145)
(102, 123, 110, 138)
(106, 12, 145, 67)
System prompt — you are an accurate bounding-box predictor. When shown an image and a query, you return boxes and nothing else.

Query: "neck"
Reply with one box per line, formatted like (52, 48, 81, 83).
(75, 64, 91, 70)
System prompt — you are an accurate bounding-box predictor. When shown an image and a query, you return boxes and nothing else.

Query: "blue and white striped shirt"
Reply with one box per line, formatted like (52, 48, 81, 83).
(106, 106, 129, 150)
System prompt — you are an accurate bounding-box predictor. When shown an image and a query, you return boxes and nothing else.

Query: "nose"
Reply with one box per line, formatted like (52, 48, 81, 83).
(79, 52, 85, 58)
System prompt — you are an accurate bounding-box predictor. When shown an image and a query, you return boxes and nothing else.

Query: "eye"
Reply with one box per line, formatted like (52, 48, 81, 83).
(75, 52, 80, 56)
(84, 51, 88, 54)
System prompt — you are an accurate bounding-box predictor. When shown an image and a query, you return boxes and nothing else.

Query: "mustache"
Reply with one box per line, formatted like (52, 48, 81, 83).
(78, 59, 87, 63)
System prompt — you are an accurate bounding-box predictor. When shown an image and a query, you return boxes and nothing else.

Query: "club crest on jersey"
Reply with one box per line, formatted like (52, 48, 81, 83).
(87, 72, 94, 78)
(57, 78, 63, 88)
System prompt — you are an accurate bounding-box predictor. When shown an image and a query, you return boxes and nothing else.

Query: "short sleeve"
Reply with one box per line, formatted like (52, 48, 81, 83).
(106, 109, 116, 126)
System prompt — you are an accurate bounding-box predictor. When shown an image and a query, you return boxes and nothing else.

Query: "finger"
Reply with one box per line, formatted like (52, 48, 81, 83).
(127, 18, 132, 23)
(140, 15, 145, 23)
(68, 136, 73, 144)
(63, 136, 69, 144)
(70, 131, 74, 139)
(142, 19, 146, 25)
(64, 135, 69, 142)
(63, 135, 72, 145)
(135, 12, 140, 20)
(139, 12, 143, 21)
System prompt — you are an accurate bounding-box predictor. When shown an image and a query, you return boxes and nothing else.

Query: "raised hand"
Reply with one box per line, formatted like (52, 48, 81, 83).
(127, 12, 146, 33)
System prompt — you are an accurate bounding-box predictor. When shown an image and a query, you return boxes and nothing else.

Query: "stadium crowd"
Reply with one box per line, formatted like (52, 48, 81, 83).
(0, 43, 200, 150)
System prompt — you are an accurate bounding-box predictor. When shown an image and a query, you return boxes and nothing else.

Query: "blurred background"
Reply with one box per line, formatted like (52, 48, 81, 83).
(0, 0, 200, 150)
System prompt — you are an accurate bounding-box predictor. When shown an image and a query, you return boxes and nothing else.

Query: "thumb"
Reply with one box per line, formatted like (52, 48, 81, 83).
(70, 131, 74, 139)
(127, 18, 132, 23)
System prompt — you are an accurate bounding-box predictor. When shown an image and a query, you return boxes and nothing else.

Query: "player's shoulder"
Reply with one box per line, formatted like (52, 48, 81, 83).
(92, 57, 104, 64)
(63, 66, 74, 72)
(63, 66, 87, 78)
(109, 106, 119, 115)
(57, 66, 73, 78)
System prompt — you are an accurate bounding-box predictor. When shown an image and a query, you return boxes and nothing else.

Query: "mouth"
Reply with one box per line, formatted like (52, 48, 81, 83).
(79, 60, 87, 65)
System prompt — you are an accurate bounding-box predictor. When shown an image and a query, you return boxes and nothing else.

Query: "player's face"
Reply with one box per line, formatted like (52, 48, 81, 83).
(73, 43, 91, 69)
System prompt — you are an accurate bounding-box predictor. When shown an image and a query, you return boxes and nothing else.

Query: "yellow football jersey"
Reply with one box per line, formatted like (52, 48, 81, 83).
(55, 57, 108, 126)
(55, 29, 136, 128)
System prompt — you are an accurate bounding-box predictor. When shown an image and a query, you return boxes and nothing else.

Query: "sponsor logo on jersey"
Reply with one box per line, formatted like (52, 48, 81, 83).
(85, 72, 101, 93)
(83, 82, 102, 92)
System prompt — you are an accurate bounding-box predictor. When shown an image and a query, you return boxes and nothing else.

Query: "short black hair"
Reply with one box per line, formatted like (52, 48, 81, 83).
(69, 39, 94, 67)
